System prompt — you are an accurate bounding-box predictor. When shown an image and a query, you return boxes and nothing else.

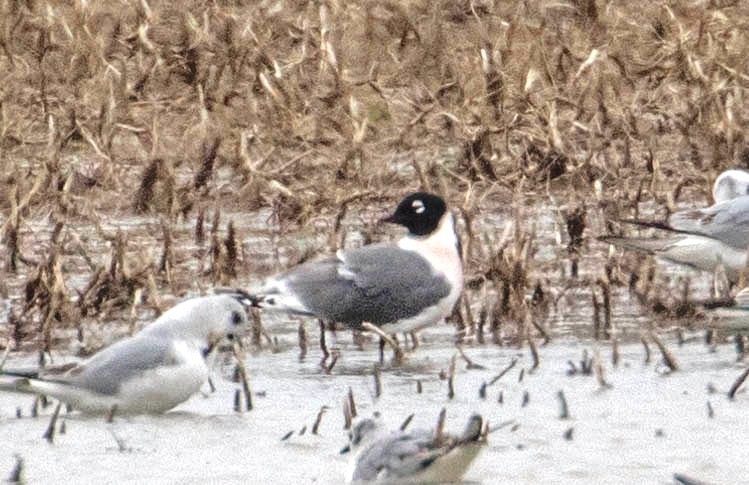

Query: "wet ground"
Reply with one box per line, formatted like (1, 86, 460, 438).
(1, 192, 748, 483)
(0, 324, 747, 484)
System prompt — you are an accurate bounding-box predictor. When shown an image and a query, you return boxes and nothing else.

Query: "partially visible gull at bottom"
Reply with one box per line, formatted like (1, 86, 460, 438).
(0, 294, 248, 415)
(341, 413, 485, 484)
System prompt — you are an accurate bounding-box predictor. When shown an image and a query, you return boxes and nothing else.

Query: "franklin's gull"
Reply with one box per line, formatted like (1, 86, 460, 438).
(234, 192, 463, 336)
(0, 294, 248, 414)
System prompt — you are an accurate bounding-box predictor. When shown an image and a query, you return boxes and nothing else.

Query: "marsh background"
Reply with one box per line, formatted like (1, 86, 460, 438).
(0, 1, 748, 483)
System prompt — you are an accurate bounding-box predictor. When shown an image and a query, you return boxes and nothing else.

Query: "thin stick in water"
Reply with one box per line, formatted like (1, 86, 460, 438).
(312, 406, 328, 435)
(347, 387, 357, 418)
(319, 319, 329, 365)
(298, 322, 308, 361)
(728, 367, 749, 400)
(42, 402, 62, 443)
(0, 338, 12, 370)
(649, 331, 679, 372)
(7, 454, 23, 484)
(400, 413, 414, 431)
(232, 342, 253, 411)
(434, 408, 447, 446)
(641, 335, 651, 364)
(233, 389, 241, 412)
(373, 364, 382, 398)
(557, 390, 570, 419)
(489, 358, 517, 385)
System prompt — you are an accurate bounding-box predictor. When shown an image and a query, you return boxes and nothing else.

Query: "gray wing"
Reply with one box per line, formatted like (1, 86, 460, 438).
(281, 245, 450, 326)
(53, 336, 181, 395)
(669, 195, 749, 249)
(353, 430, 441, 481)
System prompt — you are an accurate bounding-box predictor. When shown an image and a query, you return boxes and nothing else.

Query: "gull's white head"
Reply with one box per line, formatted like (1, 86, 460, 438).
(713, 169, 749, 204)
(141, 294, 248, 345)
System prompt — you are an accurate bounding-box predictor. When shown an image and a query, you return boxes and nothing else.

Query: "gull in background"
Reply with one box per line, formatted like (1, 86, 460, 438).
(0, 294, 248, 415)
(228, 192, 463, 354)
(340, 413, 485, 484)
(601, 169, 749, 282)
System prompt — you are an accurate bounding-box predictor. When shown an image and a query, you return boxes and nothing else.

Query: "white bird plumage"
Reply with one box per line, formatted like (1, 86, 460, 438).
(0, 294, 248, 415)
(602, 168, 749, 282)
(231, 193, 463, 336)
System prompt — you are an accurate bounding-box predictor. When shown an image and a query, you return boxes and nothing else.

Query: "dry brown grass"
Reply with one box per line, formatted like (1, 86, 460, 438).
(1, 0, 749, 352)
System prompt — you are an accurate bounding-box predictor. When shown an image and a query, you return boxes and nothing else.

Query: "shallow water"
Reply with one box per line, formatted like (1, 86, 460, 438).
(1, 325, 747, 484)
(2, 194, 748, 483)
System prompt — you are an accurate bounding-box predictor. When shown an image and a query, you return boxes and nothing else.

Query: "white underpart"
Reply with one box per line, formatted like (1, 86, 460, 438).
(385, 212, 463, 334)
(713, 169, 749, 203)
(13, 340, 208, 414)
(655, 236, 746, 282)
(371, 444, 483, 484)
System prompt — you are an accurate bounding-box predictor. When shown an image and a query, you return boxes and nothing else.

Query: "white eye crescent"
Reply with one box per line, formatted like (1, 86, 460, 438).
(411, 199, 425, 214)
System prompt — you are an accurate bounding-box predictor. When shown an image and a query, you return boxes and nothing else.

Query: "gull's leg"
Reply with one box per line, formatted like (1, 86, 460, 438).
(362, 323, 404, 365)
(319, 319, 329, 369)
(409, 331, 420, 351)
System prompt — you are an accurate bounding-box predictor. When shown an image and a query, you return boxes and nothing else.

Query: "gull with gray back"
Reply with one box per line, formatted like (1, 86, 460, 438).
(0, 294, 248, 414)
(601, 169, 749, 282)
(233, 192, 463, 336)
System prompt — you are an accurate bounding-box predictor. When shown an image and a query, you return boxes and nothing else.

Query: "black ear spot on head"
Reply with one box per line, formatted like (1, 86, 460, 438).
(389, 192, 447, 236)
(231, 311, 243, 326)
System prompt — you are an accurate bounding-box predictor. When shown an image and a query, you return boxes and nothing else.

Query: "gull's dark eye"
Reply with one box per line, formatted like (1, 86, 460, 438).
(231, 311, 243, 326)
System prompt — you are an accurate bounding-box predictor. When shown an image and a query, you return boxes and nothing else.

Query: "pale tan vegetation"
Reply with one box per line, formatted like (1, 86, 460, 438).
(1, 0, 748, 355)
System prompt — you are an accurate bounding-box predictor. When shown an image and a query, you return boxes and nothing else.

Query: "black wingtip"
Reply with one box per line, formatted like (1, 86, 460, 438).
(213, 288, 262, 307)
(618, 219, 674, 231)
(0, 369, 40, 379)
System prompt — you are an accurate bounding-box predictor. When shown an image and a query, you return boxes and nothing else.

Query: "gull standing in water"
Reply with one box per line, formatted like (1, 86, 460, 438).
(0, 294, 248, 414)
(229, 192, 463, 357)
(601, 169, 749, 282)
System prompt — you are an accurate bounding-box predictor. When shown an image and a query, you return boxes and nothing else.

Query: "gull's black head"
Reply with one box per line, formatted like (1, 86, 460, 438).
(382, 192, 447, 236)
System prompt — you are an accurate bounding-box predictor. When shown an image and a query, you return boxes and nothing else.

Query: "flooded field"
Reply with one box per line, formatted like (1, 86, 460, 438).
(0, 324, 747, 484)
(0, 194, 748, 484)
(1, 2, 749, 482)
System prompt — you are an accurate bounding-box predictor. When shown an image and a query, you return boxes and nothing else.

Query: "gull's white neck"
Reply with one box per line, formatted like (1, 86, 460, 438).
(397, 212, 460, 257)
(397, 212, 463, 293)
